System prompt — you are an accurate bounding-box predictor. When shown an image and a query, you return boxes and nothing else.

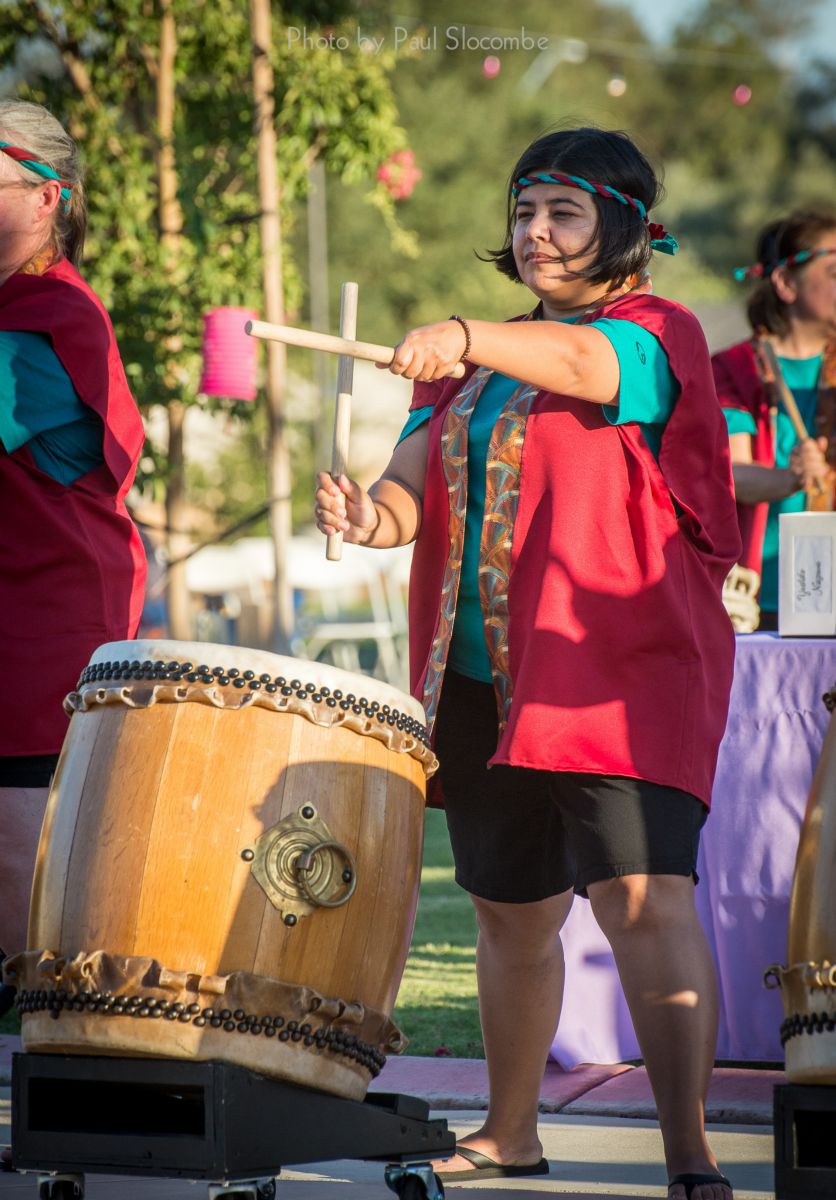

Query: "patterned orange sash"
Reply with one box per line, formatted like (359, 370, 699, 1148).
(421, 366, 538, 733)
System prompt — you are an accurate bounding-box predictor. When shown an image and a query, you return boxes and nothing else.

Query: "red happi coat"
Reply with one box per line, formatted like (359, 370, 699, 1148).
(712, 337, 836, 575)
(408, 293, 741, 806)
(0, 256, 146, 755)
(711, 341, 773, 576)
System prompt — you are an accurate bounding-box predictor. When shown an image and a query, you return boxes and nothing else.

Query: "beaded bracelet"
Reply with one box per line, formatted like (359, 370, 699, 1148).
(449, 314, 472, 361)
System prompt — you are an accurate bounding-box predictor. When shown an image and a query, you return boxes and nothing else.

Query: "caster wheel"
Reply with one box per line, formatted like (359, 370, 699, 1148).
(384, 1165, 443, 1200)
(208, 1182, 275, 1200)
(38, 1179, 85, 1200)
(398, 1178, 428, 1200)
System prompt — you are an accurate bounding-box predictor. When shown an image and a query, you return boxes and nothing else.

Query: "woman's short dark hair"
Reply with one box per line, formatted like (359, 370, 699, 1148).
(747, 209, 836, 336)
(484, 127, 663, 288)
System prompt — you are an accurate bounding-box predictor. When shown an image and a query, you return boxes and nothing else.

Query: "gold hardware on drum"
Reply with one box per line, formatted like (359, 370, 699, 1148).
(249, 805, 358, 921)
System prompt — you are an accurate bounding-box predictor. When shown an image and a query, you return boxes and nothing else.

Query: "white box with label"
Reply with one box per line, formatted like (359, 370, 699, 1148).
(778, 512, 836, 636)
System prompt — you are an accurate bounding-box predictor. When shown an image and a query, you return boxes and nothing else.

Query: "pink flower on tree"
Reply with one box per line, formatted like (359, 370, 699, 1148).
(377, 149, 422, 201)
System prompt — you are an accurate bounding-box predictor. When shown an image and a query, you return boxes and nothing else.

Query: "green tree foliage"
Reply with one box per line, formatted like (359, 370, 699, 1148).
(307, 0, 836, 341)
(4, 0, 833, 527)
(0, 0, 407, 502)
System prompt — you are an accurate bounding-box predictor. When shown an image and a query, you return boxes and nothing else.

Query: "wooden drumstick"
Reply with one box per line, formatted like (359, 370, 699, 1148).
(758, 337, 828, 502)
(327, 282, 359, 561)
(245, 319, 467, 379)
(758, 339, 812, 443)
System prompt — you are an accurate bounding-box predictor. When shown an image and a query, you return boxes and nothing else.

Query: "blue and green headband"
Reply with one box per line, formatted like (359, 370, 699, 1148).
(0, 142, 72, 209)
(512, 170, 678, 256)
(733, 247, 836, 283)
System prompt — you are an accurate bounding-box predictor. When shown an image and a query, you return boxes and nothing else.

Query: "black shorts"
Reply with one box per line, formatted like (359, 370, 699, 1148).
(434, 669, 708, 904)
(0, 754, 59, 788)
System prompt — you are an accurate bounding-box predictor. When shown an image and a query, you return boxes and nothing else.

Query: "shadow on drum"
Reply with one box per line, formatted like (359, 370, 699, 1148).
(213, 751, 427, 1090)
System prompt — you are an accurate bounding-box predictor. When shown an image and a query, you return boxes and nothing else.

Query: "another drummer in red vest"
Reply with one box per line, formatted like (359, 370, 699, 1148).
(712, 210, 836, 629)
(316, 127, 739, 1200)
(0, 102, 146, 1019)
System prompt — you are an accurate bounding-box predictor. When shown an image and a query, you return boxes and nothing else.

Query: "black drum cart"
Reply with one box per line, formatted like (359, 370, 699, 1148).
(10, 1053, 455, 1200)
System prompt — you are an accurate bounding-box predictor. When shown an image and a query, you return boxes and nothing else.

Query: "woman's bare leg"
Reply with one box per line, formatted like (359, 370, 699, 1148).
(0, 785, 49, 958)
(436, 889, 573, 1172)
(588, 874, 731, 1200)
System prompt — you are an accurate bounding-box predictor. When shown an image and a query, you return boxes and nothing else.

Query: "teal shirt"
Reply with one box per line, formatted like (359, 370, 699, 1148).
(723, 353, 822, 613)
(397, 318, 679, 681)
(0, 330, 105, 485)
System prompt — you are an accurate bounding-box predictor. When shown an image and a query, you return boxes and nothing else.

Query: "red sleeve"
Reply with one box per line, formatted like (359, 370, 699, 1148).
(0, 260, 143, 498)
(408, 360, 485, 414)
(711, 343, 759, 417)
(409, 377, 451, 413)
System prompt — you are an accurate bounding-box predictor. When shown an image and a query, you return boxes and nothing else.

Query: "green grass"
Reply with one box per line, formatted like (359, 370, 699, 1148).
(392, 808, 483, 1058)
(0, 1008, 18, 1036)
(0, 811, 482, 1056)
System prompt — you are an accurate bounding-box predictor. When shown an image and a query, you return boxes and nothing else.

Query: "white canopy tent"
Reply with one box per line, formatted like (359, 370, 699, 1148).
(185, 535, 412, 687)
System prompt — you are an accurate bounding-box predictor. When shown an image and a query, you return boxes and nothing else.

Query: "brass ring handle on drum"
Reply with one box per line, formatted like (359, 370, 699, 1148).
(294, 840, 357, 908)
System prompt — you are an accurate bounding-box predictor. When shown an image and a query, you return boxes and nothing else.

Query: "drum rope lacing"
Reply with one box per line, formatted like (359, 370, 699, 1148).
(12, 987, 388, 1075)
(76, 658, 431, 748)
(764, 961, 836, 1047)
(778, 1010, 836, 1047)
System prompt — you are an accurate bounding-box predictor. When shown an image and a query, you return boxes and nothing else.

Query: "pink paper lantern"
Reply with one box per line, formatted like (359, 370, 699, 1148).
(200, 306, 259, 401)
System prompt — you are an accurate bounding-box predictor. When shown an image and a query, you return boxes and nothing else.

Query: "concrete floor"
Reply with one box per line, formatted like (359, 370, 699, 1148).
(1, 1091, 774, 1200)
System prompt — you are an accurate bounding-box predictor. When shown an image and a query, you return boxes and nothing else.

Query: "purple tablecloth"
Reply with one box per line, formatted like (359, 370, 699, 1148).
(550, 633, 836, 1068)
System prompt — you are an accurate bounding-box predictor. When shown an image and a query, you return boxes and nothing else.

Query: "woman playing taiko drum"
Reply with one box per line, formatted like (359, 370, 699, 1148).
(316, 126, 740, 1200)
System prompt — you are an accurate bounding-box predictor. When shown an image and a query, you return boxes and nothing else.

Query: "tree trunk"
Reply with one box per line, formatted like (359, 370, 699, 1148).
(165, 400, 192, 640)
(308, 156, 331, 470)
(157, 0, 191, 640)
(250, 0, 294, 655)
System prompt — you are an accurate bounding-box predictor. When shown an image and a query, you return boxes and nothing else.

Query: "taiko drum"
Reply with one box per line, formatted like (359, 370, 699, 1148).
(765, 686, 836, 1083)
(7, 640, 436, 1100)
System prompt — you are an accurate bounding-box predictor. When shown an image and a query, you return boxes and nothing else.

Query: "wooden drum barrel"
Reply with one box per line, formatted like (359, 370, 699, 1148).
(5, 640, 437, 1100)
(765, 685, 836, 1083)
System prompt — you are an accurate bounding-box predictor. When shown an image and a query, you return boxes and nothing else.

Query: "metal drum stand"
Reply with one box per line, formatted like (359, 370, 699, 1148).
(10, 1054, 455, 1200)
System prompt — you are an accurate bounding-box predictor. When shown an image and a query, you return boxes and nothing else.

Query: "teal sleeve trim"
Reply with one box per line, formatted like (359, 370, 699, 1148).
(593, 318, 678, 427)
(396, 406, 433, 446)
(723, 407, 758, 436)
(28, 410, 105, 485)
(0, 329, 105, 484)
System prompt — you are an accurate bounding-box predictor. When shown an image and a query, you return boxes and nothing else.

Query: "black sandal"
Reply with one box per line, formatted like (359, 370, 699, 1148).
(436, 1146, 549, 1182)
(668, 1173, 732, 1199)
